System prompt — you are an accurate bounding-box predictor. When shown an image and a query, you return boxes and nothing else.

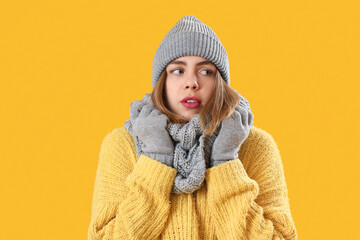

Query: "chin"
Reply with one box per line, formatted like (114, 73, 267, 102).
(182, 113, 197, 121)
(174, 109, 199, 121)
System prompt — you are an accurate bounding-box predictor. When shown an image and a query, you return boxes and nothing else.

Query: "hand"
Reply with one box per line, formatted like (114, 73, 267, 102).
(210, 101, 254, 167)
(131, 103, 174, 167)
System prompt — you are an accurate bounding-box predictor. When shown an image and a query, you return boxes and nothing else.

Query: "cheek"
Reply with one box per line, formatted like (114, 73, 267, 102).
(165, 80, 178, 96)
(164, 82, 176, 103)
(206, 83, 215, 95)
(204, 84, 215, 100)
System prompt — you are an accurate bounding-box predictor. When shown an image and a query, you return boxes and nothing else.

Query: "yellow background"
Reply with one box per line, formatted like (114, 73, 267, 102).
(1, 0, 359, 239)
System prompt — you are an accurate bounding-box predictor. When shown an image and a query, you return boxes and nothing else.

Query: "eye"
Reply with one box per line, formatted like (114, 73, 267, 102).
(200, 69, 213, 75)
(171, 69, 183, 75)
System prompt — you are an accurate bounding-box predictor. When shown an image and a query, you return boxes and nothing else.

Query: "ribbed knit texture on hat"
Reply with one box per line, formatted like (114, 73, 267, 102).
(152, 15, 230, 88)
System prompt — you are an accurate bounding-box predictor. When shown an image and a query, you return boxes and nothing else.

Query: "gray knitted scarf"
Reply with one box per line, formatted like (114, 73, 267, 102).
(124, 93, 220, 194)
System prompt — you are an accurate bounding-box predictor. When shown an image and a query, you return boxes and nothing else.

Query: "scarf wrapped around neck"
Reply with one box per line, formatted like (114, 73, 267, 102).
(124, 91, 252, 194)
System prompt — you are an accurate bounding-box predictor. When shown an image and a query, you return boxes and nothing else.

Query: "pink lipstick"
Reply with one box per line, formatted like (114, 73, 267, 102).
(181, 96, 201, 109)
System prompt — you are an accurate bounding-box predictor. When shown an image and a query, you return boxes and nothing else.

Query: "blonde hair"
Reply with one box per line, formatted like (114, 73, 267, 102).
(151, 69, 241, 135)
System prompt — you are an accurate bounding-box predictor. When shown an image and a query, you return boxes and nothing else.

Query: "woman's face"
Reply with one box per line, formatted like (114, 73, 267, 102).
(164, 55, 216, 121)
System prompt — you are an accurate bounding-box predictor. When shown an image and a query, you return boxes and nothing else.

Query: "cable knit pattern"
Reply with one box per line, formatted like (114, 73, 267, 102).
(88, 125, 298, 240)
(167, 114, 219, 194)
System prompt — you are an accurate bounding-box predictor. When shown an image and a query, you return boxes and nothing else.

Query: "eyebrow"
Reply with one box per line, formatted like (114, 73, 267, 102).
(168, 60, 214, 67)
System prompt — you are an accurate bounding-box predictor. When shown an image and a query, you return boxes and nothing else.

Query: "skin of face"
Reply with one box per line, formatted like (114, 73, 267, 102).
(164, 55, 217, 121)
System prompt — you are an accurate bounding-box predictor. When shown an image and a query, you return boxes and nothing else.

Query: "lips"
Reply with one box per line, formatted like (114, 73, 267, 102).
(181, 96, 201, 103)
(181, 96, 201, 109)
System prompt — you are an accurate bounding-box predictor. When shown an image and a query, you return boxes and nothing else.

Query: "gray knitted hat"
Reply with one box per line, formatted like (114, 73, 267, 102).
(152, 15, 230, 88)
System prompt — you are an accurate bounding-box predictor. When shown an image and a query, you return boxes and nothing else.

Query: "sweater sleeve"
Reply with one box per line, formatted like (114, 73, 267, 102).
(87, 127, 177, 240)
(205, 130, 297, 240)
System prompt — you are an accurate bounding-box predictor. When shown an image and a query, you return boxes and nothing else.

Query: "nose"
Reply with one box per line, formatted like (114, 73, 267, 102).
(185, 75, 199, 90)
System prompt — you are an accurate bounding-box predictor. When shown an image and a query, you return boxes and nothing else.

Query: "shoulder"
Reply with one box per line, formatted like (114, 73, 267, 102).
(239, 125, 283, 175)
(242, 125, 279, 152)
(99, 125, 137, 162)
(102, 125, 134, 145)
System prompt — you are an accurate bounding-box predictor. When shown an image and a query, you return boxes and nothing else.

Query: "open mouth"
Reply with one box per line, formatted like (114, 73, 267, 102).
(181, 100, 200, 108)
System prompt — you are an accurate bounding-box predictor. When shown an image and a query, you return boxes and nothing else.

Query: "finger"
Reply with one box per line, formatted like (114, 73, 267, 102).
(237, 107, 248, 127)
(239, 96, 252, 113)
(248, 111, 254, 127)
(234, 104, 241, 111)
(138, 104, 154, 118)
(149, 108, 161, 116)
(219, 114, 235, 136)
(130, 99, 146, 109)
(129, 101, 146, 119)
(149, 109, 168, 123)
(239, 96, 246, 108)
(231, 105, 241, 118)
(215, 119, 226, 138)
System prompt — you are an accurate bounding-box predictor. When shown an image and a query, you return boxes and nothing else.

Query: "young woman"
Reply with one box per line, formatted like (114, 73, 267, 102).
(88, 15, 298, 240)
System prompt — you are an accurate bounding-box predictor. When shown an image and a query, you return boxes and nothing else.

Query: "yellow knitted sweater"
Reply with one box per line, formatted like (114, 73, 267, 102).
(87, 125, 298, 240)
